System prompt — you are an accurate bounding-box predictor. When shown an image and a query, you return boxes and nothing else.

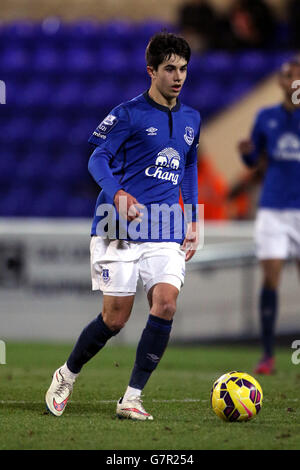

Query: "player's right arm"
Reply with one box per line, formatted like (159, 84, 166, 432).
(238, 110, 266, 168)
(88, 106, 142, 221)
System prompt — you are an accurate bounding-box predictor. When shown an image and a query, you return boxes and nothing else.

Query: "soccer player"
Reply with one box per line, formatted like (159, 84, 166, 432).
(238, 59, 300, 374)
(45, 32, 201, 419)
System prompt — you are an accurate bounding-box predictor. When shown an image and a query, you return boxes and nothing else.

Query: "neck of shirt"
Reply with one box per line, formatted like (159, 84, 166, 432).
(143, 90, 181, 113)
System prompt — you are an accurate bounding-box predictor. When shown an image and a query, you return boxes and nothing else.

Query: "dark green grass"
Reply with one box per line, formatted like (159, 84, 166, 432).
(0, 342, 299, 450)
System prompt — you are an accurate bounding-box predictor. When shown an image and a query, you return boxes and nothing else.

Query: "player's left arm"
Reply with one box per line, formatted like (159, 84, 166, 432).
(180, 118, 201, 261)
(238, 110, 266, 168)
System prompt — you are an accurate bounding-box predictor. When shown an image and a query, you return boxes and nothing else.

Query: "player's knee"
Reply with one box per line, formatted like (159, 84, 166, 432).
(151, 300, 176, 320)
(102, 313, 127, 332)
(263, 277, 279, 290)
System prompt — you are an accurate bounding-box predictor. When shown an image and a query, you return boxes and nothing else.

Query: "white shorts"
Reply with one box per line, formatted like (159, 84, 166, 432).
(255, 209, 300, 260)
(90, 237, 186, 296)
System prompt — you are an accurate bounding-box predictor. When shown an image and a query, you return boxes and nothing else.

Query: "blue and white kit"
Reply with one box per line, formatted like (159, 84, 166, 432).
(242, 104, 300, 259)
(88, 91, 201, 294)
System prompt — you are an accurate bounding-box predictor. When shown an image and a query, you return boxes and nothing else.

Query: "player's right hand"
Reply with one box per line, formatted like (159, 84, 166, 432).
(238, 139, 254, 155)
(114, 189, 144, 222)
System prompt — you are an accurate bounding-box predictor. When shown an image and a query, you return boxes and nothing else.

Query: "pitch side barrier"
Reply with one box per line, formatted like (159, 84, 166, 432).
(1, 219, 298, 342)
(0, 217, 257, 270)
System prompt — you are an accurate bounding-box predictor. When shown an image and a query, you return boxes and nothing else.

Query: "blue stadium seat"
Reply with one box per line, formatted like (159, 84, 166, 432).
(0, 117, 34, 144)
(0, 152, 17, 183)
(51, 151, 86, 183)
(65, 196, 94, 217)
(16, 152, 51, 183)
(95, 46, 128, 74)
(84, 79, 120, 109)
(17, 80, 51, 107)
(237, 51, 271, 79)
(64, 47, 95, 73)
(0, 20, 291, 217)
(31, 186, 71, 216)
(51, 80, 84, 108)
(32, 117, 69, 144)
(0, 185, 34, 216)
(33, 46, 63, 74)
(1, 45, 29, 72)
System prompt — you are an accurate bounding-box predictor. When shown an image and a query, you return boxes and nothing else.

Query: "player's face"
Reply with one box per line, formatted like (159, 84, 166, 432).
(148, 54, 188, 103)
(279, 63, 300, 100)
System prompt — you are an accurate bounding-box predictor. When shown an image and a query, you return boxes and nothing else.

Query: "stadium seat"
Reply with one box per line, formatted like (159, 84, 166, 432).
(0, 152, 17, 183)
(1, 45, 29, 72)
(0, 185, 34, 216)
(32, 46, 63, 74)
(63, 47, 95, 73)
(83, 80, 120, 109)
(51, 80, 84, 108)
(0, 20, 292, 217)
(17, 80, 51, 107)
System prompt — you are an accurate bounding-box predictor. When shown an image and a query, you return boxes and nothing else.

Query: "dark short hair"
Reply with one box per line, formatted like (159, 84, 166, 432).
(145, 32, 191, 70)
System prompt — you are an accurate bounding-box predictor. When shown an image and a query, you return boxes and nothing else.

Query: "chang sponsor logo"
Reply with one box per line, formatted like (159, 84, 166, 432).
(274, 133, 300, 161)
(145, 147, 180, 185)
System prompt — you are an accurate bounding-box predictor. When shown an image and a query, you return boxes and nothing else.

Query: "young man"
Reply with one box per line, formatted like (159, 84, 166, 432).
(45, 32, 201, 419)
(238, 59, 300, 374)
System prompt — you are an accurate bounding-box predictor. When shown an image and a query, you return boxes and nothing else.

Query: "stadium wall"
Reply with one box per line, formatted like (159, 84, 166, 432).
(0, 0, 287, 22)
(201, 73, 282, 183)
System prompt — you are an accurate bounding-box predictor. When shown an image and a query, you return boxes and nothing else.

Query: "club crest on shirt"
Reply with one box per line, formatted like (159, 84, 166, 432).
(184, 126, 194, 145)
(93, 114, 118, 138)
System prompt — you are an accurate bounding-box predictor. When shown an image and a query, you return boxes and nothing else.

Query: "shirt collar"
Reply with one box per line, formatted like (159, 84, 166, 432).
(143, 90, 181, 113)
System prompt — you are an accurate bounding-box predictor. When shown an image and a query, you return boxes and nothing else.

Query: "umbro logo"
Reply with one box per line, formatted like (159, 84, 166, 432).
(147, 353, 160, 363)
(146, 127, 158, 136)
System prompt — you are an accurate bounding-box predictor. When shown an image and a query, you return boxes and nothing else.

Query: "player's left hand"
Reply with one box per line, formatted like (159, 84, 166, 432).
(181, 221, 199, 261)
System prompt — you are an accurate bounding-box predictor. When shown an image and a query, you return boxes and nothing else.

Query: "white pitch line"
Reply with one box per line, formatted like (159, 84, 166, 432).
(0, 399, 208, 405)
(0, 398, 298, 405)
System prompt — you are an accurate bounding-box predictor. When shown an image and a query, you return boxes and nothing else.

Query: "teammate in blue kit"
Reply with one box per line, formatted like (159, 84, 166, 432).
(238, 59, 300, 374)
(45, 32, 201, 419)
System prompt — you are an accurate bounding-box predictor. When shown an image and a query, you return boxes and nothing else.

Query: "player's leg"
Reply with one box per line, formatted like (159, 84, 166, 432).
(129, 282, 178, 391)
(66, 294, 134, 373)
(45, 294, 134, 416)
(46, 237, 139, 416)
(116, 283, 179, 420)
(254, 258, 284, 374)
(116, 243, 184, 420)
(254, 209, 287, 374)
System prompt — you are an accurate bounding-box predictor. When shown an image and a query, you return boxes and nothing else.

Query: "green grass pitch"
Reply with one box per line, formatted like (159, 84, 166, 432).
(0, 342, 300, 450)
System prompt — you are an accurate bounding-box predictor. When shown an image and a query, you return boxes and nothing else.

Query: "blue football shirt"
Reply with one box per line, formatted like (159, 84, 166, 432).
(242, 104, 300, 209)
(88, 91, 201, 242)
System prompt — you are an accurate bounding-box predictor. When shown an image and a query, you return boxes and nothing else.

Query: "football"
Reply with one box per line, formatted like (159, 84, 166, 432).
(211, 371, 263, 422)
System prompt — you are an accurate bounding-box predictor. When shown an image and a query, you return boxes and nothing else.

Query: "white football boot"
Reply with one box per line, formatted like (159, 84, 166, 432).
(116, 396, 153, 421)
(45, 367, 75, 416)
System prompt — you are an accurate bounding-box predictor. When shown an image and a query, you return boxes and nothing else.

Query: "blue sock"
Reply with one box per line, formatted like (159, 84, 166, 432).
(67, 313, 120, 374)
(259, 287, 278, 358)
(129, 314, 173, 391)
